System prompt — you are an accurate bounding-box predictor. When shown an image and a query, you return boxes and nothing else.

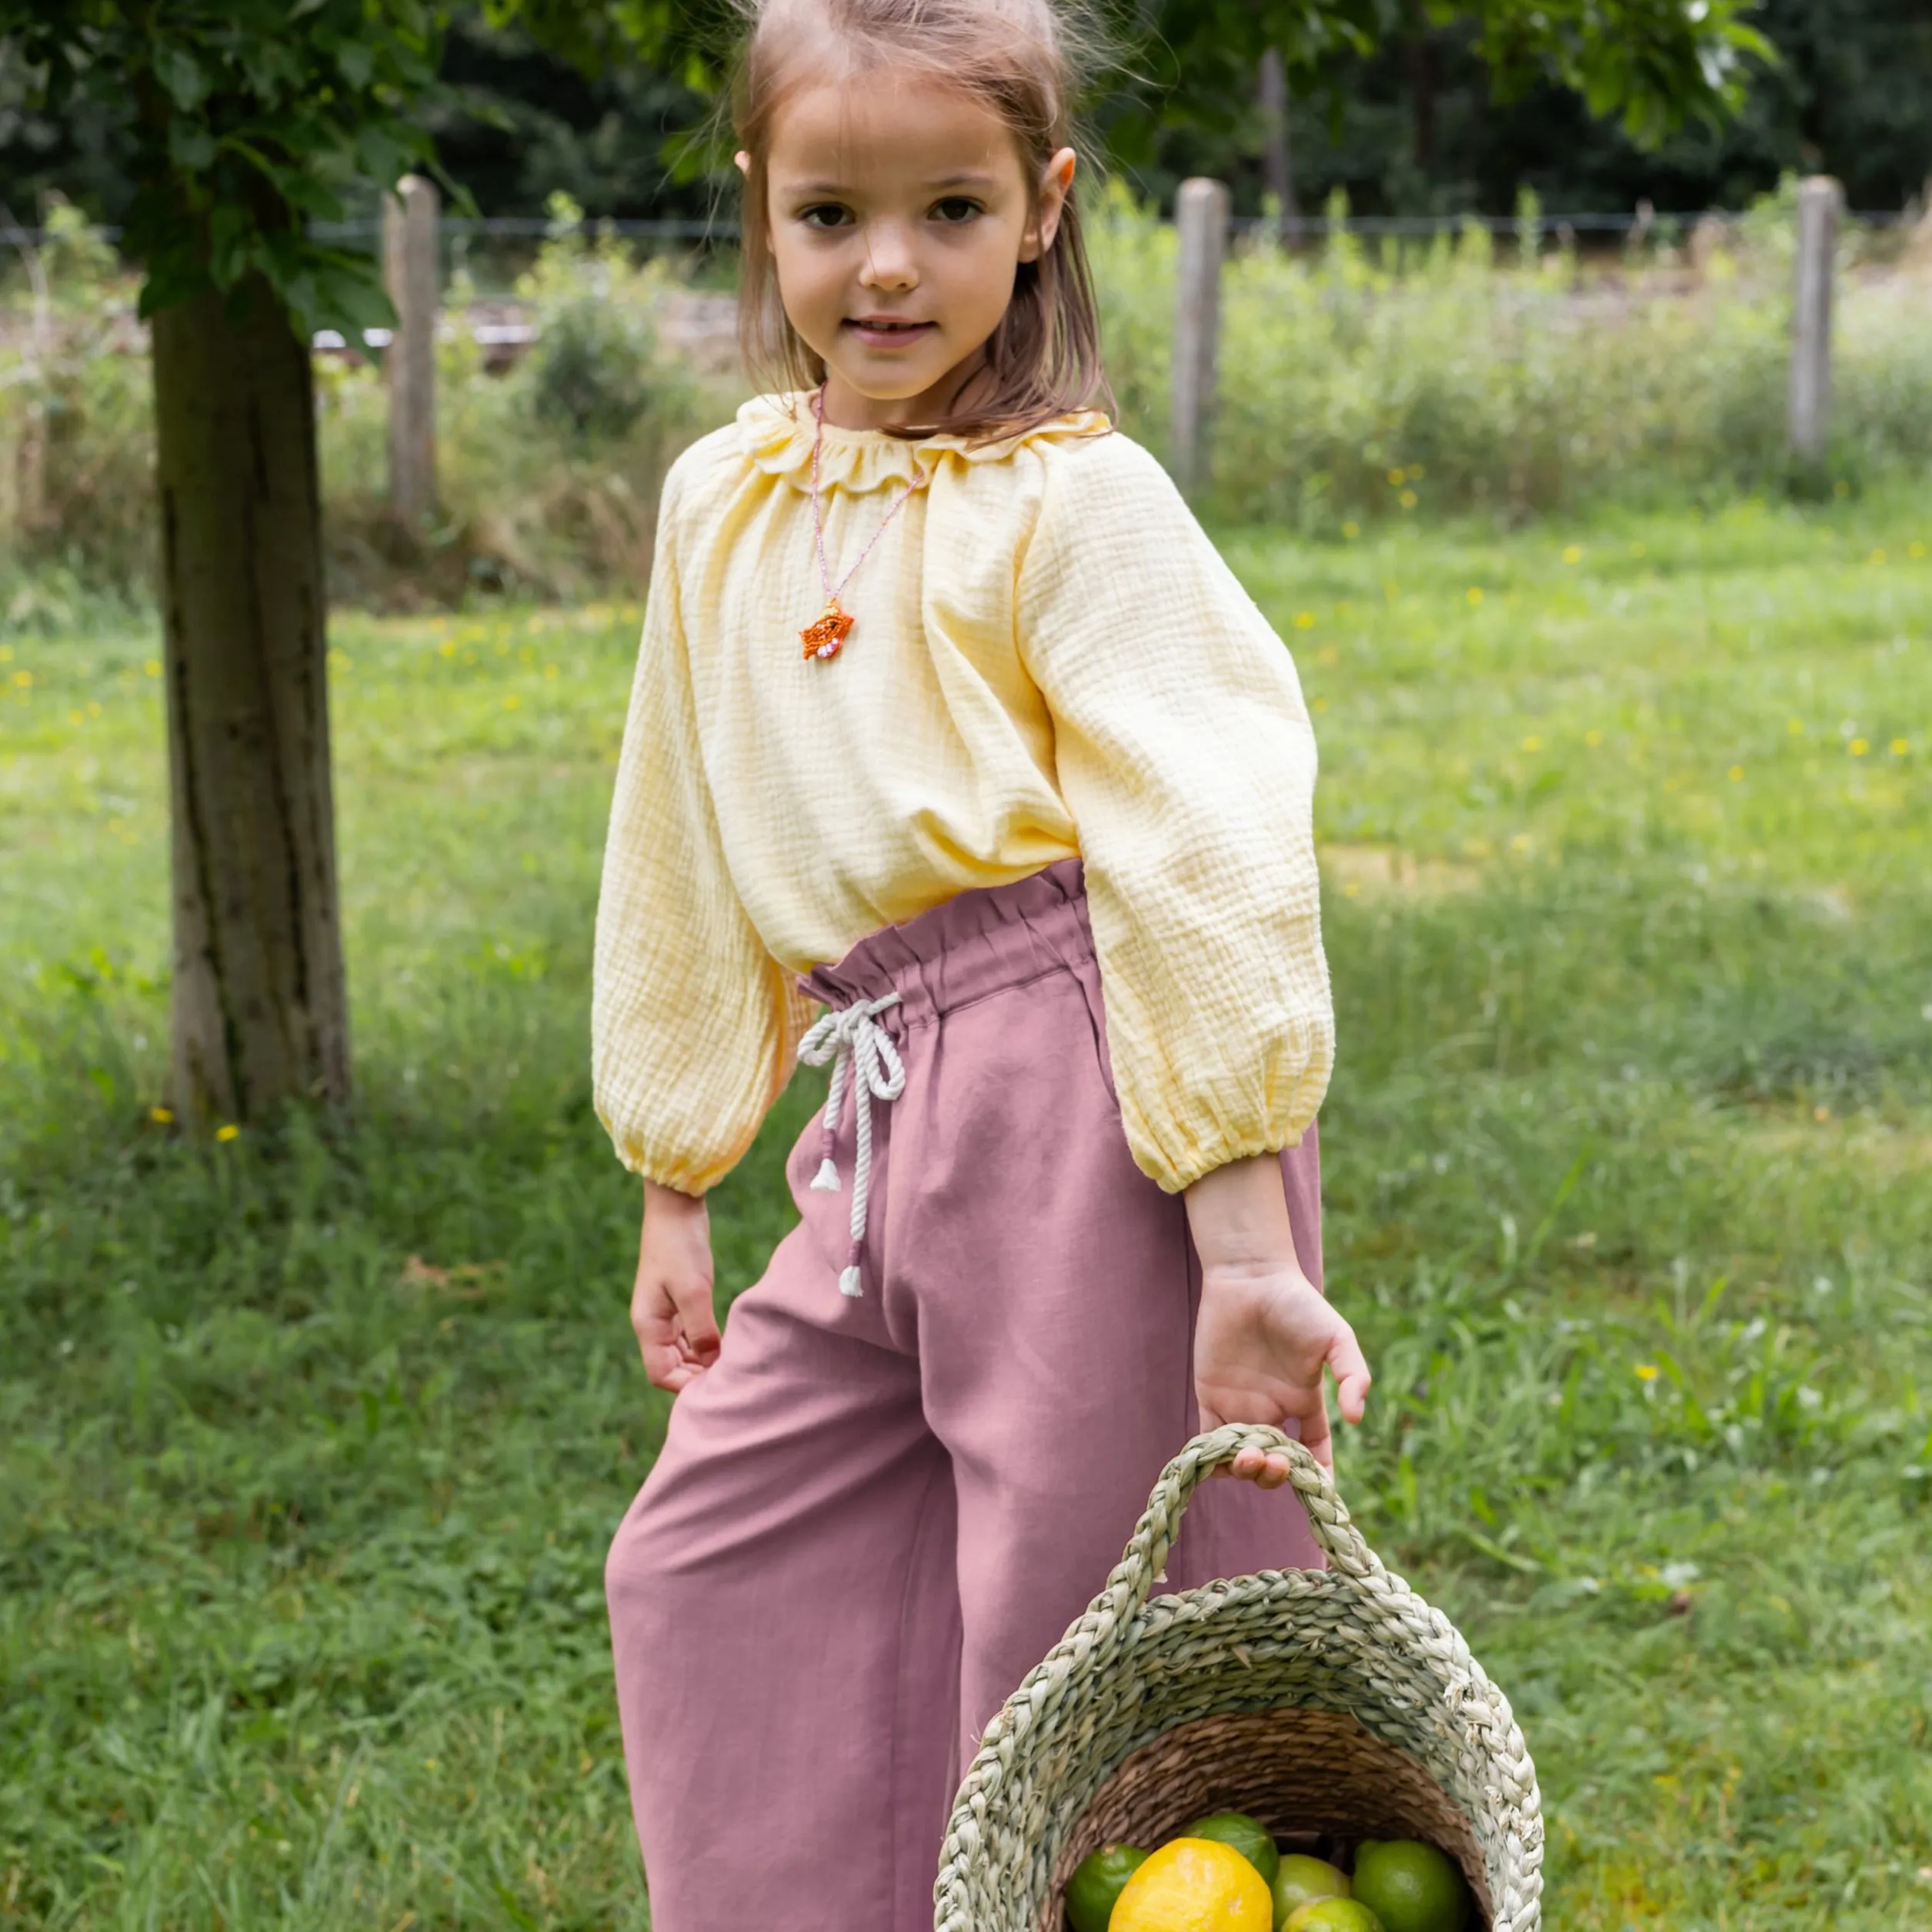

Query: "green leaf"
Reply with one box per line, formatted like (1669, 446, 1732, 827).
(154, 43, 211, 111)
(167, 121, 218, 174)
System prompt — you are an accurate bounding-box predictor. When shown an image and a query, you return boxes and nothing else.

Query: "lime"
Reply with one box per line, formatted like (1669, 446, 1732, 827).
(1272, 1853, 1351, 1927)
(1183, 1812, 1280, 1886)
(1065, 1842, 1148, 1932)
(1285, 1901, 1384, 1932)
(1111, 1838, 1273, 1932)
(1350, 1840, 1471, 1932)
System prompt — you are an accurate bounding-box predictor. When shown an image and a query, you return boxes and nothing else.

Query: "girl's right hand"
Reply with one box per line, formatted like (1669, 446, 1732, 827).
(632, 1180, 719, 1391)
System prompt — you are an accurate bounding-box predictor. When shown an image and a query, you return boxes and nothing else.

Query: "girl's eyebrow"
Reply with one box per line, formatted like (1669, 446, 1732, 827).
(776, 169, 1005, 196)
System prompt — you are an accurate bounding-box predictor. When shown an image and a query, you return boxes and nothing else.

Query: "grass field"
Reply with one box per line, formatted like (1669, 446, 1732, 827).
(3, 489, 1930, 1930)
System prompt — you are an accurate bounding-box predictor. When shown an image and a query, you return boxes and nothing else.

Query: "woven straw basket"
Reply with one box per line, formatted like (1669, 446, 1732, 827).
(933, 1423, 1542, 1932)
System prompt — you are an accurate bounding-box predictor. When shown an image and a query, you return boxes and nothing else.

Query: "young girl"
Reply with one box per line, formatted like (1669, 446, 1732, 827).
(594, 2, 1372, 1924)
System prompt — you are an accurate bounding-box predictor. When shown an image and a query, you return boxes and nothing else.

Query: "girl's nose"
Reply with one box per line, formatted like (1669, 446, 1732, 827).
(859, 224, 920, 292)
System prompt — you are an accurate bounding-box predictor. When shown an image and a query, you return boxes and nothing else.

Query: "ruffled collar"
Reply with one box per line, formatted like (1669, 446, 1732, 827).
(739, 391, 1111, 494)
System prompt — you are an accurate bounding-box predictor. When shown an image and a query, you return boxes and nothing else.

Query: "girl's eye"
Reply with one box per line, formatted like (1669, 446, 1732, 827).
(799, 204, 854, 230)
(930, 197, 983, 225)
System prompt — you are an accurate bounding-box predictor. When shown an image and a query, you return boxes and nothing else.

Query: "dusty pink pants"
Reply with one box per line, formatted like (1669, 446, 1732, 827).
(605, 861, 1323, 1932)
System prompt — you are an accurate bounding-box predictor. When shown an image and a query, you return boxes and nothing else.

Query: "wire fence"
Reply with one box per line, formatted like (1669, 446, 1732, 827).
(0, 204, 1914, 255)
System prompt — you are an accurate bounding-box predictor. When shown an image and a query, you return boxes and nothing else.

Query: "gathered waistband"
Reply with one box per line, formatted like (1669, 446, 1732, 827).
(800, 859, 1093, 1023)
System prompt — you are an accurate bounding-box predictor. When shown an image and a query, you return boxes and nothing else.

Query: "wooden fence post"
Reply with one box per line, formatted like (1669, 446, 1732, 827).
(1788, 175, 1840, 467)
(1172, 178, 1230, 494)
(384, 174, 439, 523)
(1257, 49, 1298, 245)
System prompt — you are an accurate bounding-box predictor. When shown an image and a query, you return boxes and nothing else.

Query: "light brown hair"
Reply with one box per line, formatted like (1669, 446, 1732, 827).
(729, 0, 1113, 441)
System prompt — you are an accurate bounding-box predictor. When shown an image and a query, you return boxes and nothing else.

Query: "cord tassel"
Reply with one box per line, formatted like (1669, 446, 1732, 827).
(795, 993, 905, 1299)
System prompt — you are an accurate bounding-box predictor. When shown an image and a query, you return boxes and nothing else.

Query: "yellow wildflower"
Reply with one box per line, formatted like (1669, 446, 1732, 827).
(1850, 738, 1869, 756)
(1727, 765, 1743, 782)
(1399, 489, 1418, 509)
(215, 1123, 241, 1143)
(1467, 586, 1484, 605)
(1890, 738, 1908, 756)
(1294, 611, 1316, 629)
(1635, 1364, 1660, 1382)
(149, 1105, 175, 1125)
(1562, 545, 1582, 564)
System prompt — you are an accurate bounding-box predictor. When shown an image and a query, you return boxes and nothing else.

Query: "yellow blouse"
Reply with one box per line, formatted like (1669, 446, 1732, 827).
(592, 394, 1332, 1196)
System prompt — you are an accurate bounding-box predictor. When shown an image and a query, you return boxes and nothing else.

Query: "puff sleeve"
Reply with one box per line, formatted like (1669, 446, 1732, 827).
(1016, 433, 1333, 1191)
(592, 459, 813, 1193)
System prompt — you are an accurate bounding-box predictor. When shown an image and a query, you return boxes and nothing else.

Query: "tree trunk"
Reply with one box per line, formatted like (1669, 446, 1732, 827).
(1258, 47, 1300, 243)
(152, 276, 349, 1128)
(1409, 31, 1439, 172)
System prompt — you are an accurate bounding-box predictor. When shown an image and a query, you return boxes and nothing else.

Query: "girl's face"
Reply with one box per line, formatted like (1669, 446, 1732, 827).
(755, 72, 1076, 429)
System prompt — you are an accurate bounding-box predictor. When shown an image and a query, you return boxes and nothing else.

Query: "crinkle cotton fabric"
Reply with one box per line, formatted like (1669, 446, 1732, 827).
(592, 392, 1332, 1195)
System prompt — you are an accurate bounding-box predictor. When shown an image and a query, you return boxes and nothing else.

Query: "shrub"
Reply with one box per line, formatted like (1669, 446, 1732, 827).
(1086, 182, 1932, 530)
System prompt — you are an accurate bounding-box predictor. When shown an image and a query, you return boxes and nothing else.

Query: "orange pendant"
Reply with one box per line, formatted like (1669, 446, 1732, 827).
(801, 600, 855, 662)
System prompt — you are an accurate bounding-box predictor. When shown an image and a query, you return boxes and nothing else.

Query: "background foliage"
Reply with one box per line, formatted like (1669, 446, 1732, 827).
(4, 192, 1930, 611)
(4, 0, 1920, 236)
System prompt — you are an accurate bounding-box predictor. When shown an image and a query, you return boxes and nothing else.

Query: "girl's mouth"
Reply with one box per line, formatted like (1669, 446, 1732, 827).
(844, 317, 938, 349)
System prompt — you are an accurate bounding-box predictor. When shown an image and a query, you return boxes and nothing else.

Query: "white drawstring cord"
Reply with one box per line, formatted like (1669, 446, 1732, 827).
(796, 993, 905, 1296)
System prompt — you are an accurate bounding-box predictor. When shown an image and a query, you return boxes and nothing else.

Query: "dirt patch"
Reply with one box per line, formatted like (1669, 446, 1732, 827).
(1741, 1117, 1932, 1179)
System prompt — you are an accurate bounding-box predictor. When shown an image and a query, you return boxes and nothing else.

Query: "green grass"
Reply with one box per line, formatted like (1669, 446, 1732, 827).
(3, 490, 1930, 1930)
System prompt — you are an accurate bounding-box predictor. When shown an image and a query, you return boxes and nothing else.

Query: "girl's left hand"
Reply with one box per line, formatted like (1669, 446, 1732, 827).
(1192, 1263, 1371, 1479)
(1184, 1151, 1372, 1483)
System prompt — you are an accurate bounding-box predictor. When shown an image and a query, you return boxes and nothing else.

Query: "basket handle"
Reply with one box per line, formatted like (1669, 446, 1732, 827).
(1099, 1423, 1382, 1624)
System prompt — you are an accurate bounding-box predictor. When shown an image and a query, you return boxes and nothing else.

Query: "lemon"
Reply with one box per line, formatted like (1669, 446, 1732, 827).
(1067, 1844, 1149, 1932)
(1109, 1837, 1273, 1932)
(1350, 1840, 1471, 1932)
(1285, 1902, 1384, 1932)
(1183, 1812, 1280, 1886)
(1271, 1853, 1351, 1927)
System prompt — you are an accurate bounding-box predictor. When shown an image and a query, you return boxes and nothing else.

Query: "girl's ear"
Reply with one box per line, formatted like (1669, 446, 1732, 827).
(1020, 147, 1078, 262)
(735, 149, 752, 177)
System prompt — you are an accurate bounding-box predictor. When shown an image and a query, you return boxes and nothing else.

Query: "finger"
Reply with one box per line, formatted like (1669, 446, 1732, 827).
(673, 1279, 722, 1357)
(1298, 1392, 1335, 1470)
(1326, 1326, 1373, 1425)
(641, 1338, 706, 1390)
